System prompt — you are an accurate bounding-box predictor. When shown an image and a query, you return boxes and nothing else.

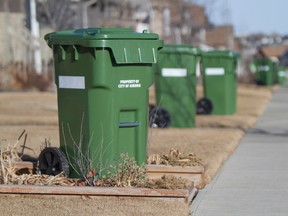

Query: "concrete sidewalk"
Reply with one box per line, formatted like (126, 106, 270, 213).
(191, 87, 288, 216)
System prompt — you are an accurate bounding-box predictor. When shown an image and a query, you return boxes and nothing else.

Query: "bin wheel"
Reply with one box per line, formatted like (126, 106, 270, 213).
(197, 98, 213, 115)
(256, 80, 264, 85)
(149, 105, 171, 128)
(38, 147, 69, 176)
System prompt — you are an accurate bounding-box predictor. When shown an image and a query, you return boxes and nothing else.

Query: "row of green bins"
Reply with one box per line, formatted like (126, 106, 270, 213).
(43, 28, 163, 178)
(200, 50, 239, 115)
(254, 58, 276, 86)
(154, 44, 200, 128)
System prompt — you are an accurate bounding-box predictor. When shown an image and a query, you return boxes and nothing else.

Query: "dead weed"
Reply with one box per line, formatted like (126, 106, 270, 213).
(147, 148, 204, 167)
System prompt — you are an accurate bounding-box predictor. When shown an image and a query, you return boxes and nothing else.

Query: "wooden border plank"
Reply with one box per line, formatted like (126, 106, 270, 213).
(146, 165, 204, 173)
(0, 185, 189, 198)
(14, 162, 36, 174)
(146, 164, 205, 187)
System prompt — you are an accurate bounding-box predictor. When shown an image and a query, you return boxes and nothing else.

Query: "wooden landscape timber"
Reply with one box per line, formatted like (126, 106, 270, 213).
(0, 183, 198, 204)
(146, 164, 205, 187)
(14, 161, 37, 174)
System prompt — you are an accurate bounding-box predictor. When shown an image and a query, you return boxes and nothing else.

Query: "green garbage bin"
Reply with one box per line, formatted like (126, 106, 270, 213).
(272, 61, 279, 84)
(154, 44, 200, 128)
(254, 58, 275, 86)
(200, 50, 239, 115)
(43, 28, 163, 178)
(277, 66, 287, 85)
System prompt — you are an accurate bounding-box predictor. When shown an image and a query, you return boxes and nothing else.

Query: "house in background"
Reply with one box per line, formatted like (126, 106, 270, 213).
(150, 0, 183, 43)
(79, 0, 236, 48)
(253, 44, 288, 69)
(0, 0, 27, 65)
(0, 0, 30, 89)
(3, 0, 288, 90)
(0, 0, 243, 65)
(82, 0, 189, 44)
(0, 0, 243, 90)
(260, 45, 288, 59)
(205, 25, 235, 50)
(0, 0, 53, 90)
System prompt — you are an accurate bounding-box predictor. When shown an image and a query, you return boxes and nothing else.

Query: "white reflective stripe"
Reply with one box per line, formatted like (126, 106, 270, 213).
(59, 76, 85, 89)
(258, 66, 270, 71)
(161, 68, 187, 77)
(278, 71, 285, 77)
(205, 68, 225, 75)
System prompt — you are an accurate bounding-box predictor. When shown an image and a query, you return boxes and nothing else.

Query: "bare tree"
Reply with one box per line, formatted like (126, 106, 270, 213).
(193, 0, 231, 26)
(37, 0, 78, 30)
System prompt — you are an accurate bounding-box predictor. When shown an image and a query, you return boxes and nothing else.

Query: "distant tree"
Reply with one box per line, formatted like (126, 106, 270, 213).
(193, 0, 231, 26)
(37, 0, 78, 30)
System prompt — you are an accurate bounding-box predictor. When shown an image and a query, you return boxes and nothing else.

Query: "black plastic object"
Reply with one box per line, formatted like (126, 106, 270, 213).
(255, 80, 264, 85)
(196, 98, 213, 115)
(38, 147, 69, 176)
(149, 105, 171, 128)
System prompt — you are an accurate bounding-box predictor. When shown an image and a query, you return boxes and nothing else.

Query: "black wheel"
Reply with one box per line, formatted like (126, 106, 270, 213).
(197, 98, 213, 115)
(149, 105, 171, 128)
(38, 147, 69, 176)
(256, 80, 264, 85)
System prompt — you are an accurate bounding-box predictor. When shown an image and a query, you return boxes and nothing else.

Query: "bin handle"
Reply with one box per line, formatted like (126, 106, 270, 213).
(60, 45, 66, 60)
(72, 45, 79, 61)
(119, 122, 140, 128)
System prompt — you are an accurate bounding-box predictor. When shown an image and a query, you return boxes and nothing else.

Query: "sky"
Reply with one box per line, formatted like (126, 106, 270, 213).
(194, 0, 288, 36)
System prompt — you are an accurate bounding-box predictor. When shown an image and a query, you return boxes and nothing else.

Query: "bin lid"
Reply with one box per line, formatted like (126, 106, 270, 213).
(202, 50, 240, 59)
(159, 44, 200, 55)
(45, 28, 159, 46)
(45, 28, 163, 64)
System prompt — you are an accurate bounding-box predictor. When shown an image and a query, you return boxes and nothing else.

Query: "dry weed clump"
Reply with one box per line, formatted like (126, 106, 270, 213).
(104, 153, 147, 187)
(147, 148, 205, 167)
(102, 153, 190, 189)
(0, 135, 75, 186)
(139, 175, 190, 190)
(0, 142, 22, 184)
(0, 140, 73, 186)
(0, 143, 190, 189)
(6, 173, 77, 186)
(9, 62, 53, 91)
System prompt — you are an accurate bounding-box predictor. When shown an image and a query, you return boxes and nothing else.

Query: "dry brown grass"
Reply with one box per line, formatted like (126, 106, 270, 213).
(147, 148, 204, 166)
(0, 84, 275, 188)
(148, 128, 244, 188)
(194, 84, 275, 130)
(0, 135, 74, 186)
(0, 141, 22, 184)
(1, 63, 53, 91)
(0, 194, 189, 216)
(0, 83, 276, 215)
(0, 126, 59, 158)
(0, 92, 58, 126)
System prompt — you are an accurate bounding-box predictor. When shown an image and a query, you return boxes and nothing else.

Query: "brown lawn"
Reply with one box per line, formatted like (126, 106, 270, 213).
(0, 83, 276, 215)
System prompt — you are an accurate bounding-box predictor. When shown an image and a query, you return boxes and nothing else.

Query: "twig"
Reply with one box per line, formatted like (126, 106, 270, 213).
(20, 133, 28, 156)
(17, 130, 26, 141)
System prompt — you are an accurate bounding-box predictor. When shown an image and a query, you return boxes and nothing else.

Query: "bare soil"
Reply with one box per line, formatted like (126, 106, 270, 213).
(0, 83, 276, 215)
